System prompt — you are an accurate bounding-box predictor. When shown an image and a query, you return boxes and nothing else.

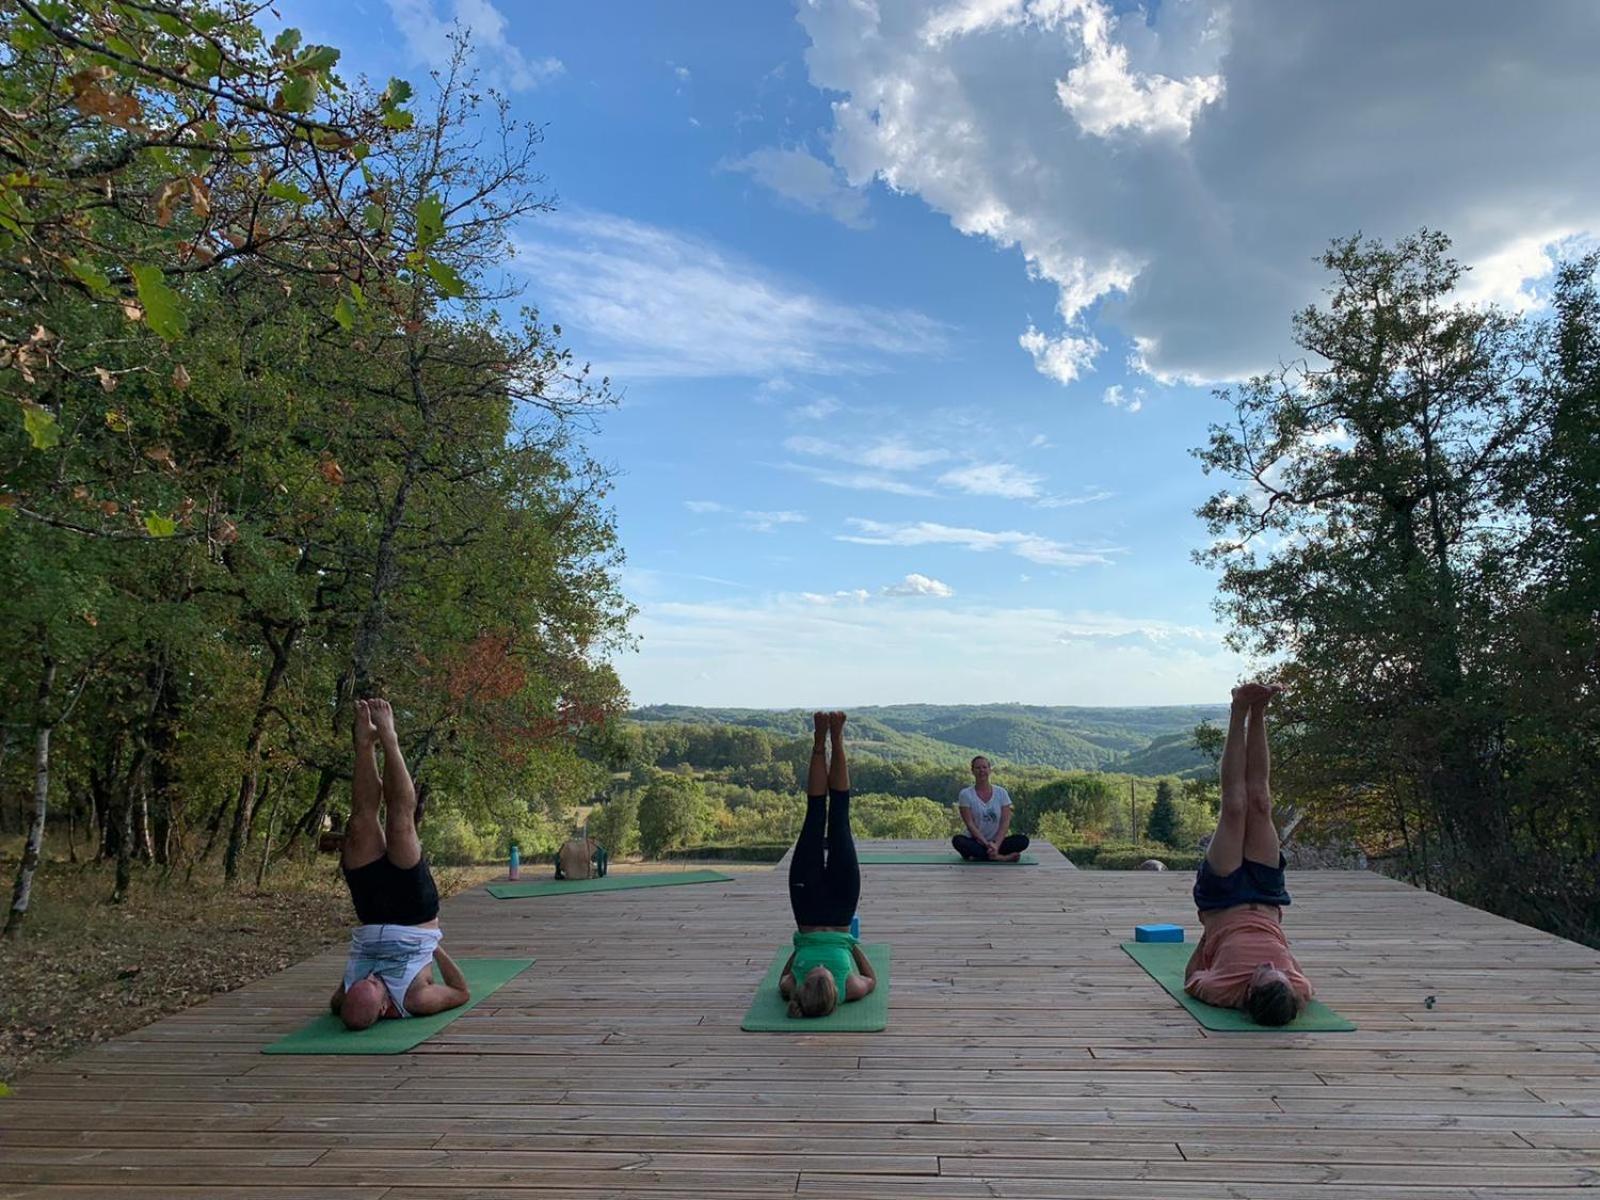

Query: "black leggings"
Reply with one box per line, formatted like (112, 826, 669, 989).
(788, 789, 859, 926)
(953, 833, 1031, 860)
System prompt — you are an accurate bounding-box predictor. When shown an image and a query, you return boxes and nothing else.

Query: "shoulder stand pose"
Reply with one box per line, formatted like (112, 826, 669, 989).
(780, 711, 877, 1018)
(954, 756, 1030, 861)
(330, 698, 470, 1030)
(1184, 682, 1314, 1026)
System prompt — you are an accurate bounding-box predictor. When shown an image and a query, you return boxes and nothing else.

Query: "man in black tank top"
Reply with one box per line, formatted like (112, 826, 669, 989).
(330, 698, 469, 1030)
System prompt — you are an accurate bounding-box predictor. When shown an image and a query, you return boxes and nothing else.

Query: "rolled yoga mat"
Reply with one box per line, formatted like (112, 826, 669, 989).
(263, 957, 534, 1054)
(856, 852, 1038, 866)
(1121, 940, 1355, 1031)
(486, 869, 733, 899)
(742, 942, 891, 1032)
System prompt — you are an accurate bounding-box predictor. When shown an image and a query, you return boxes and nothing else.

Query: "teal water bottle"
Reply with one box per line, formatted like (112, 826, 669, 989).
(850, 913, 860, 938)
(509, 843, 520, 881)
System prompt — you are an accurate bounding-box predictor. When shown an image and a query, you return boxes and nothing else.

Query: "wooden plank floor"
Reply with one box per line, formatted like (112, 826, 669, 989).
(4, 838, 1600, 1199)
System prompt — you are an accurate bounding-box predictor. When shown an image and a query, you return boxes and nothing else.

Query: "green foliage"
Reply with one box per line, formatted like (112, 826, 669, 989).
(1058, 841, 1204, 871)
(1195, 231, 1600, 946)
(588, 792, 639, 858)
(422, 812, 489, 866)
(1146, 781, 1180, 846)
(637, 773, 711, 857)
(1018, 774, 1118, 835)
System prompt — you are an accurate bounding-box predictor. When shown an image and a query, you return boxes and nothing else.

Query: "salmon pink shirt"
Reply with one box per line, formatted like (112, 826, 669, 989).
(1184, 906, 1314, 1008)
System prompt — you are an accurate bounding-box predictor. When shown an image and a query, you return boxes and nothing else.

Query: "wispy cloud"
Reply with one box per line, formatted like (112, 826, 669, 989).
(684, 500, 808, 533)
(780, 462, 937, 497)
(937, 461, 1045, 500)
(386, 0, 564, 91)
(839, 518, 1119, 568)
(786, 435, 949, 472)
(1103, 384, 1145, 412)
(513, 212, 947, 379)
(723, 147, 873, 230)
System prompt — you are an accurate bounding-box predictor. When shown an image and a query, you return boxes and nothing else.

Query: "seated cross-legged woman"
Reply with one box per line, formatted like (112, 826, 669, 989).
(330, 698, 470, 1031)
(780, 711, 877, 1018)
(953, 756, 1030, 861)
(1184, 682, 1314, 1026)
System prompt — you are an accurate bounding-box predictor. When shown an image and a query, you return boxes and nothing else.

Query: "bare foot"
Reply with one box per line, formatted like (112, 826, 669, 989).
(368, 697, 398, 742)
(828, 711, 847, 735)
(353, 700, 377, 747)
(1232, 682, 1279, 708)
(814, 711, 828, 735)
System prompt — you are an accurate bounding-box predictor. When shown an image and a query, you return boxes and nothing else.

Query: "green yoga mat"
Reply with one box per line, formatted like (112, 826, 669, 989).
(486, 869, 733, 899)
(742, 943, 891, 1032)
(1122, 941, 1355, 1032)
(263, 957, 534, 1055)
(857, 852, 1038, 866)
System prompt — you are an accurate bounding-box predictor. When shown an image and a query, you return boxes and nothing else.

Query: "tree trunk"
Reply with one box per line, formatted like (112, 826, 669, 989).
(6, 656, 57, 938)
(224, 625, 298, 882)
(111, 782, 134, 904)
(255, 778, 284, 889)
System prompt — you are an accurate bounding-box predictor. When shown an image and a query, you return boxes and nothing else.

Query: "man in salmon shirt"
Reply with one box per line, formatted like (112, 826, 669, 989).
(1185, 681, 1314, 1026)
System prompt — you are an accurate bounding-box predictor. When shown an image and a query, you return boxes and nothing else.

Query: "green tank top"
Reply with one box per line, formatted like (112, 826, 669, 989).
(791, 930, 857, 998)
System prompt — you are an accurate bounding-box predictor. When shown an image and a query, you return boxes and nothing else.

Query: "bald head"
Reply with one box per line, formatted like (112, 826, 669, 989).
(340, 976, 387, 1030)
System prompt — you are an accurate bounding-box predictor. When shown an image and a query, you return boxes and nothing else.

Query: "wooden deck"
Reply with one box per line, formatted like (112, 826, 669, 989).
(3, 838, 1600, 1199)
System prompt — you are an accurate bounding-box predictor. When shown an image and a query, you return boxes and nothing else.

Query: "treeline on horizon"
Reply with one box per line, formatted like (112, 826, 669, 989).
(2, 6, 1596, 950)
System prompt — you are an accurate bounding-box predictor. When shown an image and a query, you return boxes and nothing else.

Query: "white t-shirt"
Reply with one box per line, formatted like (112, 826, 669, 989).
(958, 785, 1011, 841)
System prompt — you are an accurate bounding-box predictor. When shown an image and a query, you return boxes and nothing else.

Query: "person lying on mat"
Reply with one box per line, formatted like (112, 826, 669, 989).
(329, 698, 471, 1030)
(1184, 681, 1314, 1026)
(953, 756, 1030, 861)
(780, 711, 877, 1018)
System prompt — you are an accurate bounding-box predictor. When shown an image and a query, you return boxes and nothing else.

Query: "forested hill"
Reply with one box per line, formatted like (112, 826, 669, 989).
(628, 703, 1227, 775)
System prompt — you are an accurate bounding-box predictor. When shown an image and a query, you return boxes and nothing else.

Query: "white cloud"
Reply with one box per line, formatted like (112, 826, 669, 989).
(741, 510, 808, 533)
(1102, 384, 1144, 412)
(787, 434, 949, 472)
(938, 461, 1045, 500)
(802, 589, 872, 605)
(882, 572, 955, 597)
(839, 518, 1118, 568)
(513, 212, 946, 379)
(386, 0, 564, 91)
(724, 147, 873, 230)
(800, 0, 1600, 384)
(685, 500, 807, 532)
(621, 594, 1240, 705)
(782, 463, 937, 497)
(1019, 325, 1102, 385)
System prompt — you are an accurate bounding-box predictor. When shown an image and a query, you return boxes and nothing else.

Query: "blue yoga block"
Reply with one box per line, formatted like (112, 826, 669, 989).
(1135, 923, 1184, 943)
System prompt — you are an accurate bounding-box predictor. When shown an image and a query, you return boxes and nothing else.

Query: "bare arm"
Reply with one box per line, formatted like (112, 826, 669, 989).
(779, 951, 797, 998)
(406, 948, 471, 1017)
(994, 803, 1013, 846)
(958, 801, 983, 839)
(845, 943, 877, 1000)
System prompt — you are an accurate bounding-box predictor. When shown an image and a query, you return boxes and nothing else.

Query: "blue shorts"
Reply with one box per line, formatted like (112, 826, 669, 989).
(1193, 853, 1291, 912)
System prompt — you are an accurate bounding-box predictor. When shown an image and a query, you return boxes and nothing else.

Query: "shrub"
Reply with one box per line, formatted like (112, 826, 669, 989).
(588, 793, 640, 857)
(423, 812, 488, 865)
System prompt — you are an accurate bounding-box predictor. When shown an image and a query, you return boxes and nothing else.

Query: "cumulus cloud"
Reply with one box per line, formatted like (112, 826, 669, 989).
(839, 518, 1118, 567)
(882, 572, 955, 597)
(724, 147, 873, 229)
(513, 212, 946, 378)
(386, 0, 564, 91)
(799, 0, 1600, 383)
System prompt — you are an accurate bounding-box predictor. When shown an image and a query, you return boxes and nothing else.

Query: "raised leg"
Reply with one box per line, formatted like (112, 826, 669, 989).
(806, 711, 828, 799)
(826, 711, 849, 794)
(1205, 692, 1252, 877)
(1242, 696, 1281, 866)
(342, 700, 386, 870)
(822, 712, 859, 922)
(369, 699, 421, 869)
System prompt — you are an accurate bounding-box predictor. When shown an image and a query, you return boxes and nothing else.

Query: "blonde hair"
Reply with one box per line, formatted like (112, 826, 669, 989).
(787, 969, 839, 1018)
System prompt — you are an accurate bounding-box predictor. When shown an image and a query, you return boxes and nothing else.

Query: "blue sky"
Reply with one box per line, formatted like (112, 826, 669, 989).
(278, 1, 1600, 707)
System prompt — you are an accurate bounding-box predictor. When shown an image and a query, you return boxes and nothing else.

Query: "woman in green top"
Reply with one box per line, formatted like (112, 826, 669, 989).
(781, 710, 877, 1018)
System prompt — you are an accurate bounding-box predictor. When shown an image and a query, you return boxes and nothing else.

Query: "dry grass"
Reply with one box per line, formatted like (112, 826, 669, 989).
(0, 845, 497, 1082)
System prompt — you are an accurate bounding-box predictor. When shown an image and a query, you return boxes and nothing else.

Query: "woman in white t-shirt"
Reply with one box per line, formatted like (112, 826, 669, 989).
(954, 756, 1031, 861)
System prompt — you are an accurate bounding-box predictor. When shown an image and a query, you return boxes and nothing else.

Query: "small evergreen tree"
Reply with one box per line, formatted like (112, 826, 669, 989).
(1146, 781, 1180, 847)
